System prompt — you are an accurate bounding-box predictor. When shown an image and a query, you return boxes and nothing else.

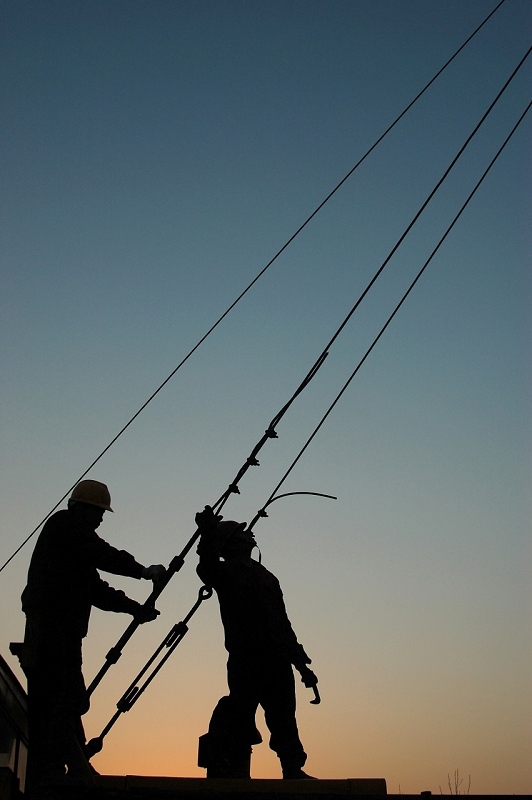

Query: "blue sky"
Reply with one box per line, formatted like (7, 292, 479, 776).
(1, 1, 530, 793)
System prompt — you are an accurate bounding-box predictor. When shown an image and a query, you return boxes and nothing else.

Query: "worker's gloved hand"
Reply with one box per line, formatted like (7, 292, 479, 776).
(134, 603, 160, 624)
(142, 564, 167, 586)
(195, 505, 222, 531)
(292, 643, 312, 666)
(297, 665, 318, 689)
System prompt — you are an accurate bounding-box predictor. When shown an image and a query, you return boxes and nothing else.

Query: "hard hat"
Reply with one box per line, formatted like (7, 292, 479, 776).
(69, 480, 113, 512)
(217, 520, 247, 536)
(216, 520, 251, 554)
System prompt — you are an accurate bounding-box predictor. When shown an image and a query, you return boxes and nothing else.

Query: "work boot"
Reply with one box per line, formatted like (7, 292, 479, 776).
(282, 767, 317, 779)
(199, 732, 252, 778)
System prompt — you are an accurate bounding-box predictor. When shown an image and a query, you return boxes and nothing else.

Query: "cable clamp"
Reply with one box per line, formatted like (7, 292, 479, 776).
(106, 646, 122, 665)
(167, 621, 188, 647)
(118, 686, 139, 713)
(265, 427, 278, 439)
(169, 555, 185, 573)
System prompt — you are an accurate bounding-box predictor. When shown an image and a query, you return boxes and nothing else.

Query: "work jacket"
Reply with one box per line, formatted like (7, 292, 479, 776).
(22, 508, 144, 637)
(197, 552, 310, 667)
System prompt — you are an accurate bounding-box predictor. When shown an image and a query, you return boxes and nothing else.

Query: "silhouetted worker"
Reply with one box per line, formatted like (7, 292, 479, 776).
(195, 508, 318, 780)
(20, 479, 167, 795)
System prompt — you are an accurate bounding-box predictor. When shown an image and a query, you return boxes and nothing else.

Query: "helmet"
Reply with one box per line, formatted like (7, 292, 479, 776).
(216, 520, 251, 555)
(69, 480, 113, 512)
(217, 520, 246, 536)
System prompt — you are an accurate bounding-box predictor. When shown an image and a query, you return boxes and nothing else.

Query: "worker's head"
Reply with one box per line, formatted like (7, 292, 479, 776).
(217, 520, 256, 559)
(68, 480, 113, 529)
(69, 480, 113, 511)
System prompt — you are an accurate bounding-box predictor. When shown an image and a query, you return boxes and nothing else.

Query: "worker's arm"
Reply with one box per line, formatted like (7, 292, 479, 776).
(85, 530, 167, 587)
(195, 506, 223, 586)
(90, 573, 160, 623)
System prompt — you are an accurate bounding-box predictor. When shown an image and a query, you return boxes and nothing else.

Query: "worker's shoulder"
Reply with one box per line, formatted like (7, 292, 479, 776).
(46, 508, 69, 522)
(251, 560, 279, 583)
(41, 508, 70, 534)
(41, 509, 100, 545)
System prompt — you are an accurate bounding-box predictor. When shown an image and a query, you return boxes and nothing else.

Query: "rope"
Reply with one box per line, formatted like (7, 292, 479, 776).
(0, 0, 507, 574)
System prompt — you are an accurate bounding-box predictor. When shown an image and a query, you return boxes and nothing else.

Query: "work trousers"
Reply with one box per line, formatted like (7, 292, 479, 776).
(210, 652, 306, 770)
(22, 612, 90, 790)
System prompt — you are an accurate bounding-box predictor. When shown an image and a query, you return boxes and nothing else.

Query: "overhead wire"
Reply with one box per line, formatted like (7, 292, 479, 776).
(87, 97, 532, 753)
(85, 41, 530, 702)
(296, 44, 532, 359)
(0, 0, 510, 573)
(251, 98, 532, 526)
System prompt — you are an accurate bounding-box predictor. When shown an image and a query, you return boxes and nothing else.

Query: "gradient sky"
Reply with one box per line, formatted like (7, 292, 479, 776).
(1, 1, 530, 794)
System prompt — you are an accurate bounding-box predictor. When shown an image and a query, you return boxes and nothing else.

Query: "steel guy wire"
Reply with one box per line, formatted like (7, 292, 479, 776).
(0, 0, 509, 573)
(84, 93, 531, 754)
(251, 97, 532, 524)
(86, 44, 530, 695)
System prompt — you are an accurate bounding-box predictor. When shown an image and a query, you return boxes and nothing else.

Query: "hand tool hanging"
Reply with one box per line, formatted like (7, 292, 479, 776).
(87, 43, 530, 697)
(84, 93, 532, 754)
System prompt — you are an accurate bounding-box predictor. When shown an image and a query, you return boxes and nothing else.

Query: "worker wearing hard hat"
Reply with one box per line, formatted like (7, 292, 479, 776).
(20, 479, 167, 794)
(195, 508, 318, 780)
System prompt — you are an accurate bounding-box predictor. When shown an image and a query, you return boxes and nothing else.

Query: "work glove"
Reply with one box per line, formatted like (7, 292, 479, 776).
(142, 564, 167, 586)
(292, 643, 312, 667)
(195, 505, 222, 531)
(133, 603, 160, 624)
(297, 664, 318, 689)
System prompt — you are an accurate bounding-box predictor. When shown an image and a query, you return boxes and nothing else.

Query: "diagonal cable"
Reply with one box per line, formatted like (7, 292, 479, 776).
(0, 0, 509, 573)
(251, 98, 531, 522)
(87, 46, 532, 693)
(86, 97, 531, 747)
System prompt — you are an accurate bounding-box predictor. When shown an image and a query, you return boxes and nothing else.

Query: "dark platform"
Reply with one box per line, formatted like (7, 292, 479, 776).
(3, 771, 529, 800)
(90, 777, 532, 800)
(99, 776, 387, 798)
